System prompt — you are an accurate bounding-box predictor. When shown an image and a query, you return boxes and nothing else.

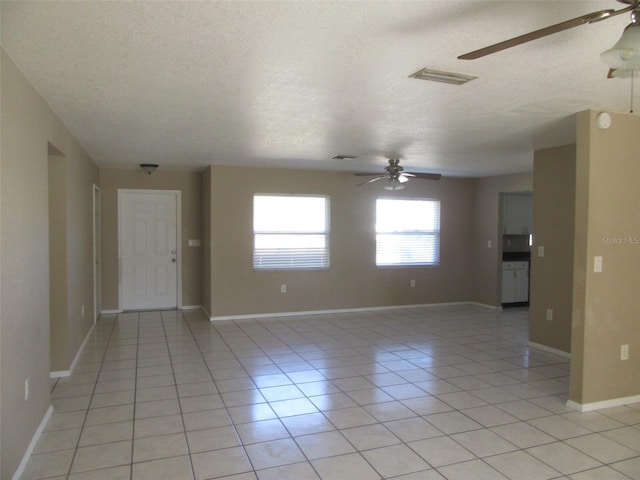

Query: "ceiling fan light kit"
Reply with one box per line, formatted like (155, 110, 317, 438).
(354, 158, 441, 189)
(601, 23, 640, 69)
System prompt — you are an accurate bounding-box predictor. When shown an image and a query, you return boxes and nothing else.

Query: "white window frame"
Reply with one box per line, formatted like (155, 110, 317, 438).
(253, 194, 330, 271)
(375, 197, 440, 267)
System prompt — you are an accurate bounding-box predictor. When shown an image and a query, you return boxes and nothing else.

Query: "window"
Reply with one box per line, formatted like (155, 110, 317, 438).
(253, 195, 329, 270)
(376, 198, 440, 267)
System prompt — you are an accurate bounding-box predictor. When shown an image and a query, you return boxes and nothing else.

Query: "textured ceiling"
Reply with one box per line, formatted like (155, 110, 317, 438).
(0, 1, 635, 177)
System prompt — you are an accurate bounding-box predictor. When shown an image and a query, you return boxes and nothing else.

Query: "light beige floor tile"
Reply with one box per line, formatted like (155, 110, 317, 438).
(22, 449, 75, 479)
(68, 465, 131, 480)
(309, 392, 358, 411)
(91, 390, 135, 409)
(526, 442, 602, 475)
(362, 444, 430, 478)
(409, 436, 476, 467)
(491, 421, 556, 448)
(281, 412, 335, 436)
(245, 438, 306, 469)
(132, 454, 194, 480)
(44, 410, 86, 432)
(183, 408, 232, 431)
(179, 393, 224, 413)
(569, 466, 634, 480)
(191, 446, 253, 480)
(52, 395, 92, 412)
(528, 416, 592, 440)
(295, 430, 355, 459)
(341, 423, 401, 450)
(312, 453, 381, 480)
(134, 398, 181, 419)
(603, 426, 640, 451)
(186, 425, 241, 453)
(227, 403, 278, 424)
(364, 401, 416, 422)
(256, 461, 320, 480)
(79, 420, 133, 446)
(135, 414, 185, 438)
(270, 398, 319, 418)
(460, 405, 519, 427)
(70, 440, 132, 473)
(324, 406, 378, 429)
(424, 411, 483, 434)
(133, 433, 189, 463)
(438, 459, 508, 480)
(85, 404, 134, 426)
(236, 418, 290, 444)
(451, 429, 518, 457)
(485, 450, 561, 480)
(566, 433, 638, 464)
(34, 428, 81, 454)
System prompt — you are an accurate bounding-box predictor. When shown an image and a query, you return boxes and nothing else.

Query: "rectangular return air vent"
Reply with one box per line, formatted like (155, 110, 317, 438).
(409, 68, 477, 85)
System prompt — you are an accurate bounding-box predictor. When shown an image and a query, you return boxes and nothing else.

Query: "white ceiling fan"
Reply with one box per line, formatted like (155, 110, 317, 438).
(458, 0, 640, 77)
(354, 158, 441, 190)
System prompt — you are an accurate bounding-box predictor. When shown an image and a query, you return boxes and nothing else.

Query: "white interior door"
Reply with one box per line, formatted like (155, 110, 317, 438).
(119, 190, 180, 310)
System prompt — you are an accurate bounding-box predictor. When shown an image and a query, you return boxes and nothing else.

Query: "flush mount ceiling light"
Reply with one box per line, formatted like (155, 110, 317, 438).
(140, 163, 159, 175)
(601, 10, 640, 70)
(409, 68, 477, 85)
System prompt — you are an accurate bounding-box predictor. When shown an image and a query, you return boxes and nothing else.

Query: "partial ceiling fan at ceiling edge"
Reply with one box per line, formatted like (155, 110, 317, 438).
(354, 158, 441, 190)
(457, 0, 640, 61)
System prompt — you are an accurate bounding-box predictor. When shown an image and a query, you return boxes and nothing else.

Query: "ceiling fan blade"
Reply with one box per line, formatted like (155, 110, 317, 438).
(398, 174, 410, 183)
(357, 176, 386, 186)
(354, 172, 385, 176)
(458, 5, 634, 60)
(405, 172, 442, 180)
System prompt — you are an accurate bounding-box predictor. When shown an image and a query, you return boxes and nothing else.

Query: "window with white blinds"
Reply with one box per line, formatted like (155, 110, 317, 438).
(253, 195, 329, 270)
(376, 198, 440, 267)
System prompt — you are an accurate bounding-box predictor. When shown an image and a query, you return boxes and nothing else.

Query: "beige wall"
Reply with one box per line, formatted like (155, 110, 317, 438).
(529, 144, 576, 353)
(1, 48, 98, 479)
(202, 167, 212, 315)
(471, 172, 533, 306)
(570, 110, 640, 405)
(206, 165, 475, 317)
(99, 168, 203, 310)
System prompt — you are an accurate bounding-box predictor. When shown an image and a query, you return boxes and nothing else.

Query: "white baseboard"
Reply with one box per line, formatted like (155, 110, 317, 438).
(100, 309, 122, 315)
(50, 320, 96, 379)
(528, 341, 571, 359)
(210, 301, 479, 322)
(12, 405, 53, 480)
(181, 305, 203, 311)
(567, 394, 640, 412)
(467, 301, 502, 310)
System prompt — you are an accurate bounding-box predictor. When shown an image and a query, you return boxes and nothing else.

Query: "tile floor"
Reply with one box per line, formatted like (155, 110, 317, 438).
(22, 305, 640, 479)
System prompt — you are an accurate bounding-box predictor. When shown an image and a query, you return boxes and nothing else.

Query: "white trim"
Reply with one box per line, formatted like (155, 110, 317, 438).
(210, 301, 477, 322)
(12, 405, 53, 480)
(528, 341, 571, 359)
(101, 309, 122, 315)
(50, 320, 96, 378)
(117, 189, 182, 311)
(567, 394, 640, 412)
(181, 305, 203, 311)
(467, 302, 502, 311)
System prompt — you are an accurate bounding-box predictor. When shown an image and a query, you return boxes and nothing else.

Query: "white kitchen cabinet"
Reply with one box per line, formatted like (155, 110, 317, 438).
(503, 194, 532, 235)
(502, 261, 529, 304)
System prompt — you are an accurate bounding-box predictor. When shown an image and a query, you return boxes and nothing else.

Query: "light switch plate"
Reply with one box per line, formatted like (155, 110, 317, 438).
(538, 246, 545, 257)
(188, 239, 201, 247)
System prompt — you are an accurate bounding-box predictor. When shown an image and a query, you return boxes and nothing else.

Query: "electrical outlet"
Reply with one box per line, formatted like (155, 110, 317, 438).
(594, 256, 603, 273)
(280, 284, 287, 294)
(538, 246, 545, 257)
(546, 309, 553, 321)
(410, 279, 416, 288)
(487, 240, 492, 249)
(25, 378, 30, 402)
(621, 344, 629, 361)
(81, 305, 85, 317)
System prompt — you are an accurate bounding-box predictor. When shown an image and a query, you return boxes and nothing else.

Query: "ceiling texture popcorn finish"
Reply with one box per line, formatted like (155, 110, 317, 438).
(0, 1, 636, 177)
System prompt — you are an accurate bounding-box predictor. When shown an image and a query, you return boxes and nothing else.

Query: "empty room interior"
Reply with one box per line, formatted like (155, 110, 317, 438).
(2, 1, 640, 479)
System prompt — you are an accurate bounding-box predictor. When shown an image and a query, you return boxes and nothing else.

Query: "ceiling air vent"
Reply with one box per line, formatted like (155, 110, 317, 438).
(409, 68, 477, 85)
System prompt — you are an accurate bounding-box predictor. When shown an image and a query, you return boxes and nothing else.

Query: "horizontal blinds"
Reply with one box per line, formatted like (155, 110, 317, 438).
(376, 233, 439, 266)
(376, 198, 440, 267)
(253, 195, 329, 270)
